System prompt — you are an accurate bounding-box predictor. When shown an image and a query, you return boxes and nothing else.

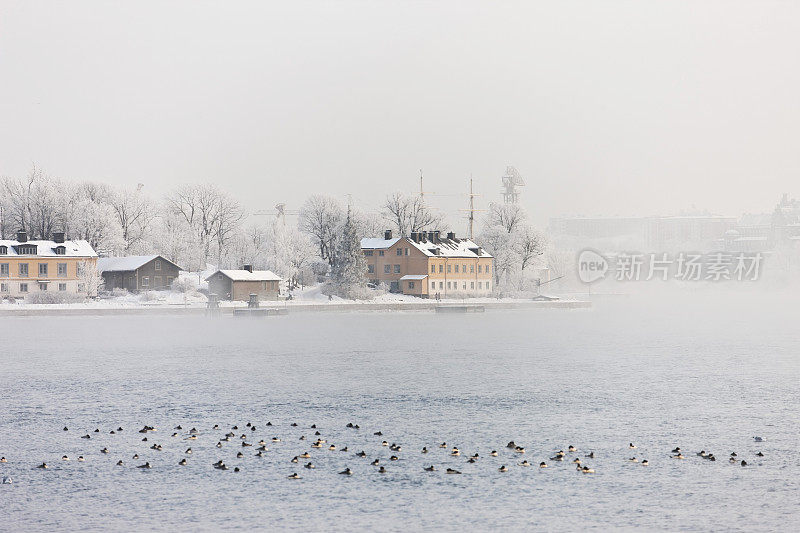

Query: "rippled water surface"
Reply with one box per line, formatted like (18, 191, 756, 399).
(1, 294, 799, 531)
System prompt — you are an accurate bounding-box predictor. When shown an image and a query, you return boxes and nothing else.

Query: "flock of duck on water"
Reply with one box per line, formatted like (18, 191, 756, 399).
(0, 422, 765, 483)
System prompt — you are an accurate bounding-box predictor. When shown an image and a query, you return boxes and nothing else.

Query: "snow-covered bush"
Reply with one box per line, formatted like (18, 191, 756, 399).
(171, 275, 199, 293)
(111, 287, 128, 297)
(25, 292, 86, 304)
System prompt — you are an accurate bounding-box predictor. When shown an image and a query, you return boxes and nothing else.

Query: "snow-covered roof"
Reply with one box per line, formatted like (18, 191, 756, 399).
(0, 239, 97, 258)
(360, 237, 401, 249)
(733, 236, 768, 242)
(97, 255, 182, 273)
(207, 269, 283, 282)
(360, 236, 493, 259)
(399, 274, 428, 280)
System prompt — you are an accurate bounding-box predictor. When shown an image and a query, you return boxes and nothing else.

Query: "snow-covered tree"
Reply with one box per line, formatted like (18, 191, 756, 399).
(382, 192, 444, 236)
(299, 194, 343, 265)
(323, 209, 370, 299)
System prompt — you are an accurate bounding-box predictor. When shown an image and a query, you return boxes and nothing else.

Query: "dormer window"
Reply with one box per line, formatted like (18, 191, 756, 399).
(0, 246, 6, 255)
(54, 246, 66, 255)
(16, 244, 37, 255)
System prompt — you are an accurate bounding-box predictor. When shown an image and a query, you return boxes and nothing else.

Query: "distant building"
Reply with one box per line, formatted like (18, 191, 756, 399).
(205, 266, 282, 301)
(98, 255, 183, 292)
(0, 230, 98, 298)
(360, 230, 494, 297)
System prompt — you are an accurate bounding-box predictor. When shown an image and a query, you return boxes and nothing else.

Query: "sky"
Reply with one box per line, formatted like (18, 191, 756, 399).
(1, 0, 798, 231)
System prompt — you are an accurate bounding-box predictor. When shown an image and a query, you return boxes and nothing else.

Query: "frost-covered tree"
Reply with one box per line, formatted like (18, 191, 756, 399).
(299, 194, 343, 265)
(108, 185, 156, 253)
(0, 167, 67, 239)
(323, 209, 370, 299)
(382, 192, 444, 236)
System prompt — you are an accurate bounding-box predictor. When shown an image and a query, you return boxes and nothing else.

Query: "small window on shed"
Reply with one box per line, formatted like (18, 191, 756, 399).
(0, 245, 7, 255)
(155, 259, 161, 271)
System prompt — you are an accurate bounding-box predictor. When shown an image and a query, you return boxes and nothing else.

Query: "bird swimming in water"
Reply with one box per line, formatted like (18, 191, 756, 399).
(356, 451, 367, 458)
(424, 465, 436, 471)
(299, 452, 311, 459)
(138, 462, 151, 469)
(697, 451, 707, 457)
(329, 445, 336, 451)
(234, 467, 240, 472)
(573, 458, 582, 464)
(490, 451, 498, 457)
(539, 462, 548, 468)
(514, 446, 525, 454)
(37, 462, 49, 469)
(378, 466, 386, 473)
(101, 448, 109, 454)
(2, 477, 12, 484)
(586, 452, 595, 458)
(629, 443, 636, 449)
(116, 460, 124, 466)
(304, 462, 315, 469)
(641, 460, 649, 466)
(0, 457, 6, 463)
(341, 447, 348, 452)
(550, 455, 564, 461)
(216, 442, 222, 448)
(290, 457, 298, 463)
(729, 456, 737, 463)
(581, 466, 595, 474)
(390, 456, 399, 461)
(372, 459, 380, 466)
(756, 452, 764, 457)
(77, 456, 85, 462)
(132, 454, 139, 459)
(62, 455, 69, 461)
(467, 458, 476, 463)
(374, 431, 382, 436)
(672, 447, 681, 454)
(628, 457, 638, 463)
(299, 436, 306, 441)
(81, 434, 91, 439)
(421, 447, 428, 454)
(446, 468, 461, 474)
(179, 458, 187, 466)
(63, 427, 68, 431)
(271, 437, 281, 442)
(568, 445, 577, 452)
(730, 452, 737, 457)
(519, 460, 530, 467)
(287, 473, 301, 479)
(753, 437, 763, 442)
(506, 441, 516, 449)
(741, 460, 747, 466)
(382, 441, 389, 447)
(185, 448, 192, 454)
(237, 452, 243, 458)
(499, 465, 508, 472)
(672, 453, 685, 459)
(214, 462, 228, 470)
(339, 468, 352, 475)
(451, 449, 460, 456)
(439, 442, 447, 448)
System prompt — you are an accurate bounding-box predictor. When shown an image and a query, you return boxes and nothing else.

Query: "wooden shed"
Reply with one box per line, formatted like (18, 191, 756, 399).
(205, 267, 282, 301)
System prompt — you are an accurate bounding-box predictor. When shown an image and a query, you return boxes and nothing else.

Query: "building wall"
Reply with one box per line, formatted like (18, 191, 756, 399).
(0, 256, 97, 298)
(231, 280, 280, 302)
(101, 257, 180, 292)
(207, 275, 233, 300)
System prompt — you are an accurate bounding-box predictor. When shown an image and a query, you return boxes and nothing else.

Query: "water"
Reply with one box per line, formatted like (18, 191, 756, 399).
(1, 293, 798, 531)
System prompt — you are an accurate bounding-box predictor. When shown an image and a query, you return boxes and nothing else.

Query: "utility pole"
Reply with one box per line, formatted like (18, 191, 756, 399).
(460, 176, 484, 240)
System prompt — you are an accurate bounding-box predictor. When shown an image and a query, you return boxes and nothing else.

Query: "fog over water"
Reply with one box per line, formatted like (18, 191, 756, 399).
(2, 293, 798, 531)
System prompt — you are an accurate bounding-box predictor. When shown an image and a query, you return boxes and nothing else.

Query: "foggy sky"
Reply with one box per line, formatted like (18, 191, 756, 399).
(1, 0, 798, 230)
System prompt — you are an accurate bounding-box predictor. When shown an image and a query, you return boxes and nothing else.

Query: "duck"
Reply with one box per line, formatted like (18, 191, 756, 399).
(424, 465, 436, 472)
(216, 442, 223, 448)
(255, 451, 264, 457)
(290, 457, 298, 463)
(339, 468, 352, 475)
(568, 445, 577, 452)
(573, 458, 582, 464)
(187, 435, 197, 440)
(628, 457, 638, 463)
(506, 441, 516, 449)
(753, 436, 763, 442)
(236, 452, 244, 458)
(266, 422, 272, 426)
(741, 460, 747, 466)
(299, 436, 306, 441)
(150, 444, 162, 451)
(498, 465, 508, 472)
(213, 424, 220, 430)
(299, 452, 311, 459)
(671, 447, 681, 453)
(550, 455, 564, 461)
(356, 451, 367, 458)
(439, 442, 447, 448)
(304, 462, 315, 469)
(519, 460, 530, 467)
(241, 442, 252, 447)
(142, 437, 148, 442)
(63, 426, 69, 431)
(421, 447, 428, 454)
(185, 448, 192, 454)
(1, 477, 12, 484)
(37, 462, 49, 469)
(287, 473, 301, 479)
(94, 428, 100, 433)
(468, 458, 478, 464)
(116, 460, 124, 466)
(390, 456, 399, 461)
(756, 452, 764, 457)
(101, 448, 109, 454)
(271, 437, 281, 443)
(641, 460, 649, 466)
(629, 443, 636, 449)
(110, 430, 116, 435)
(137, 462, 151, 469)
(374, 431, 382, 436)
(81, 434, 91, 439)
(697, 451, 707, 457)
(311, 442, 323, 448)
(371, 459, 380, 466)
(0, 457, 6, 463)
(132, 454, 139, 460)
(62, 455, 70, 461)
(451, 449, 461, 457)
(329, 445, 337, 451)
(514, 446, 525, 454)
(672, 453, 685, 459)
(171, 433, 178, 438)
(378, 466, 387, 473)
(382, 441, 389, 447)
(234, 467, 240, 472)
(178, 458, 187, 466)
(707, 454, 716, 461)
(77, 456, 85, 462)
(214, 462, 228, 470)
(730, 452, 737, 457)
(585, 452, 595, 458)
(539, 462, 548, 468)
(314, 431, 322, 437)
(490, 450, 498, 457)
(729, 456, 737, 463)
(446, 468, 461, 474)
(581, 466, 595, 474)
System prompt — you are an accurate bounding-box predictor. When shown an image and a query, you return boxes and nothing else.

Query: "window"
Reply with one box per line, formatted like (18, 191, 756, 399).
(384, 265, 391, 274)
(439, 282, 443, 289)
(0, 283, 7, 292)
(408, 281, 415, 289)
(454, 265, 459, 273)
(462, 264, 466, 272)
(54, 246, 66, 255)
(155, 259, 162, 270)
(487, 265, 491, 274)
(404, 248, 409, 256)
(478, 282, 482, 289)
(470, 282, 474, 289)
(39, 282, 48, 291)
(486, 282, 490, 290)
(141, 276, 150, 288)
(394, 265, 401, 274)
(470, 264, 474, 273)
(431, 281, 435, 289)
(377, 250, 383, 256)
(167, 277, 174, 286)
(155, 276, 162, 287)
(365, 250, 373, 256)
(17, 244, 37, 255)
(0, 263, 8, 277)
(0, 245, 7, 255)
(57, 263, 67, 277)
(447, 282, 451, 289)
(478, 265, 482, 273)
(39, 263, 48, 277)
(19, 283, 28, 293)
(19, 263, 28, 277)
(462, 283, 466, 290)
(396, 248, 402, 256)
(439, 264, 443, 273)
(77, 263, 86, 277)
(447, 265, 451, 273)
(58, 283, 67, 291)
(262, 281, 267, 290)
(368, 264, 374, 274)
(78, 283, 86, 292)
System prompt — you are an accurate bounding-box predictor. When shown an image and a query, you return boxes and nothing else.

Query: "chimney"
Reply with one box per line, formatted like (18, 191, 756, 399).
(447, 231, 456, 240)
(384, 229, 393, 240)
(52, 231, 65, 244)
(433, 231, 440, 243)
(418, 232, 426, 242)
(242, 265, 253, 272)
(16, 230, 27, 243)
(427, 231, 435, 242)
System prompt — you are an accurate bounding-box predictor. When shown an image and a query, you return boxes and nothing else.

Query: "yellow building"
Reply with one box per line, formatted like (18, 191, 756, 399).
(361, 230, 494, 298)
(0, 231, 99, 299)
